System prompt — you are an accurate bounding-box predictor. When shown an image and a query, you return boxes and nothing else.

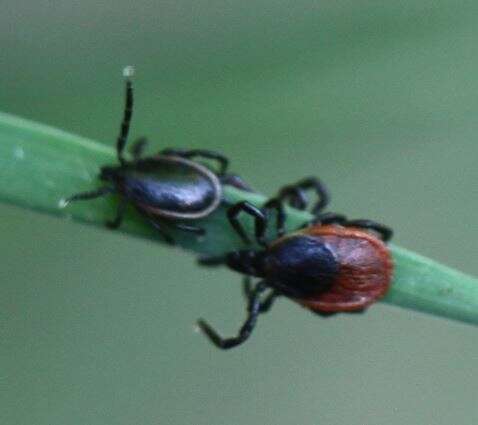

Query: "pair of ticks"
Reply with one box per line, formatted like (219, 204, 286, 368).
(68, 69, 393, 350)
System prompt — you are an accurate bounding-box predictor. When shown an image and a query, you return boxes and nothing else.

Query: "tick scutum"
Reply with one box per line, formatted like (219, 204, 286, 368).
(264, 234, 339, 298)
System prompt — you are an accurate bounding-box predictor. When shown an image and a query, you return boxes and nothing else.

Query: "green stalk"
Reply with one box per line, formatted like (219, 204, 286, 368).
(1, 111, 477, 325)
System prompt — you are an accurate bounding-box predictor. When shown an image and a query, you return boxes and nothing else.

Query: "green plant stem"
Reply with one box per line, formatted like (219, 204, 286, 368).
(1, 111, 478, 325)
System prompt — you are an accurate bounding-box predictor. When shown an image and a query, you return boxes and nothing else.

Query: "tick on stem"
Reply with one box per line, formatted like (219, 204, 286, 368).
(197, 186, 393, 350)
(65, 67, 251, 244)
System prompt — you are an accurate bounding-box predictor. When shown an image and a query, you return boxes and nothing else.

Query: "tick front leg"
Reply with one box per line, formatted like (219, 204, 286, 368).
(65, 186, 115, 203)
(197, 282, 267, 350)
(116, 68, 134, 164)
(242, 277, 278, 313)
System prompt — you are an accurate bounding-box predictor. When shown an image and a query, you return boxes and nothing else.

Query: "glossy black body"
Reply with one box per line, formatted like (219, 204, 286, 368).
(66, 70, 251, 242)
(262, 235, 339, 297)
(101, 155, 222, 219)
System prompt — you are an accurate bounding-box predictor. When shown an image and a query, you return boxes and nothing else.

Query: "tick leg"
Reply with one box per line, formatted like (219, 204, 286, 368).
(299, 212, 348, 230)
(219, 174, 254, 192)
(130, 137, 149, 160)
(197, 282, 267, 350)
(242, 277, 277, 312)
(316, 212, 348, 225)
(147, 218, 175, 245)
(343, 219, 393, 242)
(258, 291, 277, 313)
(116, 68, 134, 164)
(278, 176, 330, 214)
(242, 276, 253, 299)
(262, 198, 286, 238)
(227, 201, 268, 246)
(65, 186, 115, 203)
(106, 199, 128, 229)
(278, 186, 307, 210)
(161, 148, 229, 175)
(171, 222, 206, 236)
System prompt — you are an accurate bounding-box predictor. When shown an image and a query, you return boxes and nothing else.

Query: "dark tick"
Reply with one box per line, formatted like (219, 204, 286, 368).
(66, 67, 251, 243)
(197, 182, 393, 350)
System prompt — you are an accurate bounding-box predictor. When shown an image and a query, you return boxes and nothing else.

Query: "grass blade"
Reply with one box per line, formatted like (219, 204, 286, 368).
(1, 111, 477, 325)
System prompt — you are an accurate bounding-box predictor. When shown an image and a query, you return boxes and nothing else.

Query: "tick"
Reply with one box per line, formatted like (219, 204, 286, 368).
(66, 67, 251, 243)
(197, 180, 393, 349)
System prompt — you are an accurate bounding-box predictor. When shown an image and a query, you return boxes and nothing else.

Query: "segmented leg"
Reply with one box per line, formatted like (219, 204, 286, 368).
(219, 174, 254, 192)
(197, 281, 267, 350)
(316, 212, 347, 225)
(65, 186, 115, 203)
(278, 176, 330, 214)
(227, 201, 268, 246)
(161, 148, 229, 175)
(279, 186, 307, 210)
(116, 69, 134, 164)
(258, 291, 277, 313)
(262, 198, 286, 238)
(299, 212, 348, 230)
(343, 219, 393, 242)
(242, 278, 277, 313)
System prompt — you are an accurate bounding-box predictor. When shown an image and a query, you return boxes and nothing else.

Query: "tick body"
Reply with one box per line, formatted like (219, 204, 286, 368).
(197, 190, 393, 349)
(267, 225, 393, 313)
(101, 155, 222, 220)
(66, 68, 251, 243)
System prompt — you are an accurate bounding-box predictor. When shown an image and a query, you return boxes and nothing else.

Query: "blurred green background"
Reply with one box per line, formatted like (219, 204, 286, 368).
(1, 1, 478, 424)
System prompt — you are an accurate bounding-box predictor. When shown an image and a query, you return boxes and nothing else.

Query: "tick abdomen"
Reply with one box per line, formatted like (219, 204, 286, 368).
(296, 225, 393, 312)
